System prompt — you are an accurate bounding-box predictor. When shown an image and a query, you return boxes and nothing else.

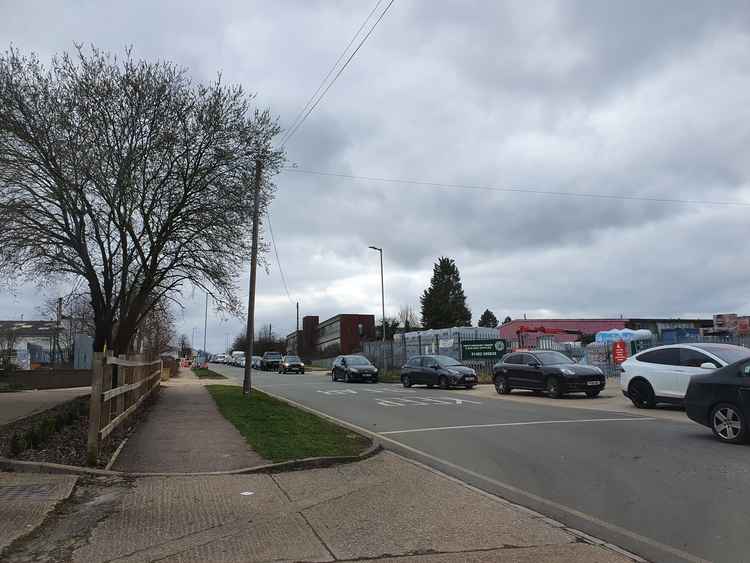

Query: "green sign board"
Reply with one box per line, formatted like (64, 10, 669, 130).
(461, 339, 508, 360)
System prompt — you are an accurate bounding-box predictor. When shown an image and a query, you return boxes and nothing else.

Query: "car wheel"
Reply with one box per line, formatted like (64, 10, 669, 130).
(546, 377, 563, 399)
(331, 372, 337, 382)
(628, 379, 656, 409)
(585, 389, 601, 398)
(465, 383, 475, 389)
(372, 377, 378, 384)
(439, 376, 449, 390)
(402, 375, 412, 388)
(494, 375, 511, 395)
(711, 403, 747, 444)
(344, 372, 350, 383)
(301, 369, 305, 374)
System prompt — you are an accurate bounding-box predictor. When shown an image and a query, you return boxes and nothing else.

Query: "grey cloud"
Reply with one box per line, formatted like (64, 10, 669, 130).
(2, 1, 750, 353)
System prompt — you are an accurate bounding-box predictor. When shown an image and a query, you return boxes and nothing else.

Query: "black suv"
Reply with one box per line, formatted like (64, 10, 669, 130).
(261, 351, 283, 371)
(400, 355, 477, 389)
(279, 355, 305, 374)
(493, 350, 605, 398)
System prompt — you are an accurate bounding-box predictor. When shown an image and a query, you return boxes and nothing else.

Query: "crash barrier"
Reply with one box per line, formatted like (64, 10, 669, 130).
(87, 352, 161, 465)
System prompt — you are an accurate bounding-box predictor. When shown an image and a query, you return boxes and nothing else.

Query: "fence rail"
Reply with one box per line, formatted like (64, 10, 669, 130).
(86, 352, 163, 465)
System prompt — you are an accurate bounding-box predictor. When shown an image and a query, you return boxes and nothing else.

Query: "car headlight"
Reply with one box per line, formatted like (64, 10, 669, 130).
(350, 368, 359, 374)
(300, 363, 305, 367)
(594, 367, 603, 375)
(448, 369, 460, 375)
(561, 368, 576, 376)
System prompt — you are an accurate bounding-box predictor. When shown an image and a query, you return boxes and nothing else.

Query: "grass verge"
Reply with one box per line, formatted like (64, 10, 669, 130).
(206, 385, 371, 462)
(192, 367, 227, 379)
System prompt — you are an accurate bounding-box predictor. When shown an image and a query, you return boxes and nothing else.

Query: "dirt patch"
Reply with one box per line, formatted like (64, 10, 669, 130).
(0, 393, 159, 468)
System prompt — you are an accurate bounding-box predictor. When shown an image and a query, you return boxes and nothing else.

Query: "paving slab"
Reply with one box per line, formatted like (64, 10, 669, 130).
(292, 452, 572, 560)
(0, 472, 78, 554)
(112, 375, 267, 473)
(0, 388, 90, 425)
(72, 474, 331, 563)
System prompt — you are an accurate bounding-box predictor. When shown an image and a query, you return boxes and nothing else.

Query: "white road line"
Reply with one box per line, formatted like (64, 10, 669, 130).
(379, 417, 656, 435)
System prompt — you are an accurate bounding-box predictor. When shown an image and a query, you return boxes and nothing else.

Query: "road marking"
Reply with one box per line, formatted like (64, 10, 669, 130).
(252, 387, 705, 563)
(379, 417, 656, 435)
(316, 389, 358, 395)
(374, 396, 483, 407)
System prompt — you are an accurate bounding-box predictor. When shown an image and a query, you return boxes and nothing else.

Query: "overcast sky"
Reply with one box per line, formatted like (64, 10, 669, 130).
(2, 0, 750, 353)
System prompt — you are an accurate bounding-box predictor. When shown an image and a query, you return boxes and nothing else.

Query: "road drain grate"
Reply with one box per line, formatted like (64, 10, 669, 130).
(0, 484, 55, 500)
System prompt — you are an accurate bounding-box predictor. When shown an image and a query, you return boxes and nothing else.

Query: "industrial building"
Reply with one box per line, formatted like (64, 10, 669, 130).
(286, 314, 376, 357)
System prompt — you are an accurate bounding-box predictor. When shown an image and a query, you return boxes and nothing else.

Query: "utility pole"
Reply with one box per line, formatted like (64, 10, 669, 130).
(244, 159, 263, 395)
(368, 246, 386, 372)
(296, 301, 300, 356)
(203, 292, 208, 359)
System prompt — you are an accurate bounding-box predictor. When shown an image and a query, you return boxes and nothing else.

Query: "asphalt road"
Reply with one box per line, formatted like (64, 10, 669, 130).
(210, 364, 750, 563)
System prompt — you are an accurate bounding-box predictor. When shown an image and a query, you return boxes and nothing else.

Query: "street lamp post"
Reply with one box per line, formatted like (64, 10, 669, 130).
(368, 246, 386, 373)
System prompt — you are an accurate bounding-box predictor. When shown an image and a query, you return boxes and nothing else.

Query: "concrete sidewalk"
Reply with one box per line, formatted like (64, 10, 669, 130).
(0, 387, 90, 426)
(3, 452, 635, 563)
(112, 368, 267, 472)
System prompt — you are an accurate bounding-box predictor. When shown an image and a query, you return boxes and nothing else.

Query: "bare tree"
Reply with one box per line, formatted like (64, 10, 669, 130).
(0, 46, 284, 354)
(398, 305, 420, 332)
(0, 326, 18, 372)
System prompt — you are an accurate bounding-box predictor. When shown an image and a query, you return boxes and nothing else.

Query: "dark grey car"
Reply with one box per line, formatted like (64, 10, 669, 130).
(493, 350, 605, 398)
(279, 355, 305, 374)
(331, 355, 379, 383)
(400, 355, 477, 389)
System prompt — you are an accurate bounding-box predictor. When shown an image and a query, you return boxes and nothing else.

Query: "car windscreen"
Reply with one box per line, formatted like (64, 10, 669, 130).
(345, 356, 371, 366)
(434, 356, 461, 367)
(534, 351, 573, 365)
(265, 353, 282, 358)
(697, 345, 750, 364)
(285, 356, 300, 362)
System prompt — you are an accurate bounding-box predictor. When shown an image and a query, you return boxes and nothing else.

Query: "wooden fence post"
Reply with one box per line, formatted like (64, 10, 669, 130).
(86, 352, 104, 466)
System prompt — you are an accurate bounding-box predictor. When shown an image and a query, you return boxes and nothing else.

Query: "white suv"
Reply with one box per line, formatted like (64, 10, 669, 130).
(620, 343, 750, 408)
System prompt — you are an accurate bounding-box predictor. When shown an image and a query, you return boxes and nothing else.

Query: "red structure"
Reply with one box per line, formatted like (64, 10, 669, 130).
(499, 319, 627, 347)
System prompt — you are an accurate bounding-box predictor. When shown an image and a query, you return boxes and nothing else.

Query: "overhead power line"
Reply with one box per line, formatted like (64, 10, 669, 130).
(265, 212, 295, 306)
(280, 0, 384, 147)
(281, 0, 396, 147)
(281, 167, 750, 208)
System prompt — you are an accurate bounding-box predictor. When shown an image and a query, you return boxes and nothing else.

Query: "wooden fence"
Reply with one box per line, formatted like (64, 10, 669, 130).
(86, 352, 163, 465)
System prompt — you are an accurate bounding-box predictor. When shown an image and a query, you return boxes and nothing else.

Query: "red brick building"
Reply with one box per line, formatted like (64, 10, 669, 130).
(286, 314, 376, 357)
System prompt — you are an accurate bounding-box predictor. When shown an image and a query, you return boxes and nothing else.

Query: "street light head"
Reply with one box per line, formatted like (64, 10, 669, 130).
(368, 246, 381, 252)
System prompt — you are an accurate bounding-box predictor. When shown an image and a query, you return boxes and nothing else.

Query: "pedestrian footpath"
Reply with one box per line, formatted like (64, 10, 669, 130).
(112, 367, 266, 472)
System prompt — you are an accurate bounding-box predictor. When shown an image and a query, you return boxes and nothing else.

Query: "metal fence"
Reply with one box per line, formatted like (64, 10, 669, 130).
(362, 333, 750, 380)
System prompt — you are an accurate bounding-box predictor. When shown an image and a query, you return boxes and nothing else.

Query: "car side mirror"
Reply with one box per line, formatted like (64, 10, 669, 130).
(743, 365, 750, 377)
(700, 362, 716, 370)
(433, 364, 439, 369)
(528, 361, 540, 368)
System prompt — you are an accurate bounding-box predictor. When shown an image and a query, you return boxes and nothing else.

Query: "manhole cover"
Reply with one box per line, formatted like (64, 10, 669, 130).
(0, 484, 54, 500)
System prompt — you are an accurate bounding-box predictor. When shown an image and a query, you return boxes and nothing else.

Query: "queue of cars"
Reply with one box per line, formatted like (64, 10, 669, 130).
(216, 340, 750, 445)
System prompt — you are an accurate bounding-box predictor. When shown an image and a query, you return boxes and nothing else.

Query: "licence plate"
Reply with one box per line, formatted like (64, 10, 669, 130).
(465, 376, 475, 381)
(587, 380, 600, 386)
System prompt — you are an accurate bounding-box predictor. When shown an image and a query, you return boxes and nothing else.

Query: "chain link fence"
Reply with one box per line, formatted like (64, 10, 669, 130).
(362, 332, 750, 382)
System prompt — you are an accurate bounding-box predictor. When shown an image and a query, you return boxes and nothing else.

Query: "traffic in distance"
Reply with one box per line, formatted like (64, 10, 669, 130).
(212, 341, 750, 444)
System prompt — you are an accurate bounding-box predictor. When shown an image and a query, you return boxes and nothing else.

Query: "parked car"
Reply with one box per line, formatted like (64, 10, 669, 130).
(685, 359, 750, 444)
(493, 350, 605, 398)
(331, 355, 378, 383)
(251, 356, 262, 369)
(237, 356, 246, 368)
(215, 354, 227, 364)
(279, 355, 305, 374)
(261, 351, 283, 371)
(620, 343, 750, 408)
(400, 355, 477, 389)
